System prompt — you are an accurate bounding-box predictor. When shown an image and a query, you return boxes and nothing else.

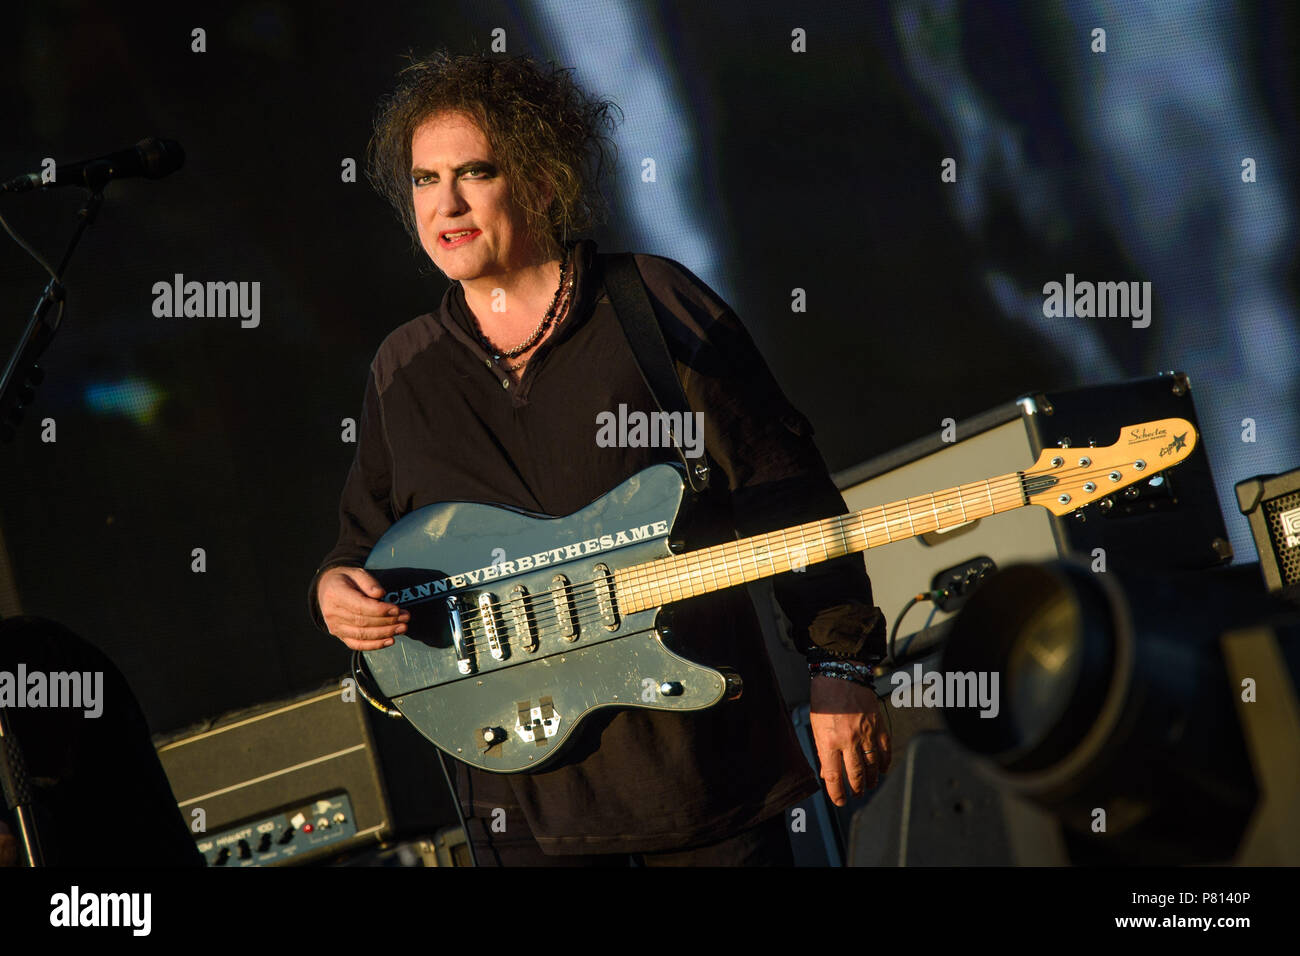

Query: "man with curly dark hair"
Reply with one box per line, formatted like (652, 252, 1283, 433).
(365, 51, 615, 266)
(310, 51, 892, 866)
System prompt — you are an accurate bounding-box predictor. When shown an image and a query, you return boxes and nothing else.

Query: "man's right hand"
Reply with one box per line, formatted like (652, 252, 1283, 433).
(317, 566, 410, 650)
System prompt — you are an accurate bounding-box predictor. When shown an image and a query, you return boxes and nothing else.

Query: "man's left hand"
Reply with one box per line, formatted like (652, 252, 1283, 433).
(809, 674, 891, 806)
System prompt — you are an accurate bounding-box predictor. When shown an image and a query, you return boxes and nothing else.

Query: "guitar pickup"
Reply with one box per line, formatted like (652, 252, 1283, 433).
(551, 574, 577, 642)
(446, 595, 474, 674)
(478, 592, 506, 661)
(593, 563, 619, 631)
(509, 584, 537, 652)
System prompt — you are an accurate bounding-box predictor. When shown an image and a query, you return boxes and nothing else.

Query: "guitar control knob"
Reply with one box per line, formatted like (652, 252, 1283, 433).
(482, 726, 506, 744)
(719, 667, 744, 701)
(658, 681, 683, 697)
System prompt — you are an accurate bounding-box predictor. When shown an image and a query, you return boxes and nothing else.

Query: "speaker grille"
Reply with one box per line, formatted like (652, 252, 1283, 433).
(1265, 490, 1300, 584)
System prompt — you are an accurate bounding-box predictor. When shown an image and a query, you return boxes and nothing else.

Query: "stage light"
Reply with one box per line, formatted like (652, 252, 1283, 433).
(940, 560, 1292, 864)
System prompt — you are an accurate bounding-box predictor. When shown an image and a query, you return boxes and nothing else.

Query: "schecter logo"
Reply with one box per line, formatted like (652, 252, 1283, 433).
(1127, 425, 1168, 444)
(1158, 432, 1188, 458)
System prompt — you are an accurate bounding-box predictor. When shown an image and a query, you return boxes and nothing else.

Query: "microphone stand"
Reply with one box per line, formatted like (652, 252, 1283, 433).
(0, 166, 112, 861)
(0, 164, 109, 443)
(0, 707, 43, 866)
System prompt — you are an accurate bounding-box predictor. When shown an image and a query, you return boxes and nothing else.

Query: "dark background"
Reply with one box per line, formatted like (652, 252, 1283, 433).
(1, 0, 1295, 734)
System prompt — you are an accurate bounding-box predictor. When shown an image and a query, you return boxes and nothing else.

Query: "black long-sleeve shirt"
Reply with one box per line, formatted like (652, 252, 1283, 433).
(309, 239, 885, 853)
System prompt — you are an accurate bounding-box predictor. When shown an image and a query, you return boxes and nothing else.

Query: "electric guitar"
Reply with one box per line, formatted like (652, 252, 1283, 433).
(361, 418, 1197, 772)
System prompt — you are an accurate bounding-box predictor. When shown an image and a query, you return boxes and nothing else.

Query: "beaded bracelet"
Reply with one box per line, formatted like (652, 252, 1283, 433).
(808, 658, 877, 688)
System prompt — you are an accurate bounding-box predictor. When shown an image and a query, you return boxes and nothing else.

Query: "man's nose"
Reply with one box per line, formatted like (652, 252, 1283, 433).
(434, 181, 467, 218)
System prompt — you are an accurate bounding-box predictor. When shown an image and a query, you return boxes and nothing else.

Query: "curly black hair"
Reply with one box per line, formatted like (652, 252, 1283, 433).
(367, 50, 622, 259)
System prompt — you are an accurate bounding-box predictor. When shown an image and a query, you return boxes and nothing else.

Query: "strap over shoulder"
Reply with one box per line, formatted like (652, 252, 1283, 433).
(602, 253, 711, 494)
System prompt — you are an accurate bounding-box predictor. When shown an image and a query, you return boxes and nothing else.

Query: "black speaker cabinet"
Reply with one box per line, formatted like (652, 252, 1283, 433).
(1236, 469, 1300, 599)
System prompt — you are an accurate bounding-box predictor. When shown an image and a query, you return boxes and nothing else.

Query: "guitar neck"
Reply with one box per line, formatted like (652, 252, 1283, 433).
(617, 470, 1028, 613)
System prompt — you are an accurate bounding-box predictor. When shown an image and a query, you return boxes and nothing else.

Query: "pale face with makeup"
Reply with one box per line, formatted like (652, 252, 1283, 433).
(410, 111, 548, 285)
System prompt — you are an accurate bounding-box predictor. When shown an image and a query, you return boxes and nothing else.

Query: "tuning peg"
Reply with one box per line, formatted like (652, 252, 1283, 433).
(1057, 437, 1072, 448)
(1073, 509, 1087, 522)
(1098, 496, 1114, 513)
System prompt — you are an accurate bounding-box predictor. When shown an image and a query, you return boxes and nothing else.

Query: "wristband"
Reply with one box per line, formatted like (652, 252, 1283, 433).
(808, 658, 877, 687)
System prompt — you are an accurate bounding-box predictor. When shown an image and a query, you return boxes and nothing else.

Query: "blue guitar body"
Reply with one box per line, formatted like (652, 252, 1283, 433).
(362, 463, 734, 773)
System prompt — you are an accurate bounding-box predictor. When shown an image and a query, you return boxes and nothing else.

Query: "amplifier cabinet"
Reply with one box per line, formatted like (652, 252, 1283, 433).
(156, 685, 398, 866)
(833, 372, 1230, 652)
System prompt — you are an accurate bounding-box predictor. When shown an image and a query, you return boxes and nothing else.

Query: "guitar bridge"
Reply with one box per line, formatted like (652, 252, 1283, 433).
(478, 592, 506, 661)
(447, 595, 474, 675)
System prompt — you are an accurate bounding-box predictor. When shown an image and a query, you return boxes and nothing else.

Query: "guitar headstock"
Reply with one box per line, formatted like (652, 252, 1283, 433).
(1025, 418, 1197, 516)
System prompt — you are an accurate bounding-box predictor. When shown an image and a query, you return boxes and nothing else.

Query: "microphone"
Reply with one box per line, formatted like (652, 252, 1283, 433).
(1, 137, 185, 193)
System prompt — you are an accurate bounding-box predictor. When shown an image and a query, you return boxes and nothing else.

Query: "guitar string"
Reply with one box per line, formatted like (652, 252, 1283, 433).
(426, 461, 1153, 652)
(443, 459, 1156, 649)
(453, 458, 1141, 628)
(415, 469, 1035, 643)
(442, 460, 1158, 648)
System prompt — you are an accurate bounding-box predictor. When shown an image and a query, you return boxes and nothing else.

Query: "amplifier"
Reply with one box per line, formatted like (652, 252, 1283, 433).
(832, 371, 1230, 655)
(1236, 468, 1300, 599)
(754, 372, 1230, 706)
(154, 681, 459, 866)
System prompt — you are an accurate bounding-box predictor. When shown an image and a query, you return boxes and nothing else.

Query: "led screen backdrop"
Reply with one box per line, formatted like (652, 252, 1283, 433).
(0, 0, 1294, 732)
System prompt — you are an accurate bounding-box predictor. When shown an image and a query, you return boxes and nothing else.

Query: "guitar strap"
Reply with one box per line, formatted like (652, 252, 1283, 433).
(602, 253, 711, 494)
